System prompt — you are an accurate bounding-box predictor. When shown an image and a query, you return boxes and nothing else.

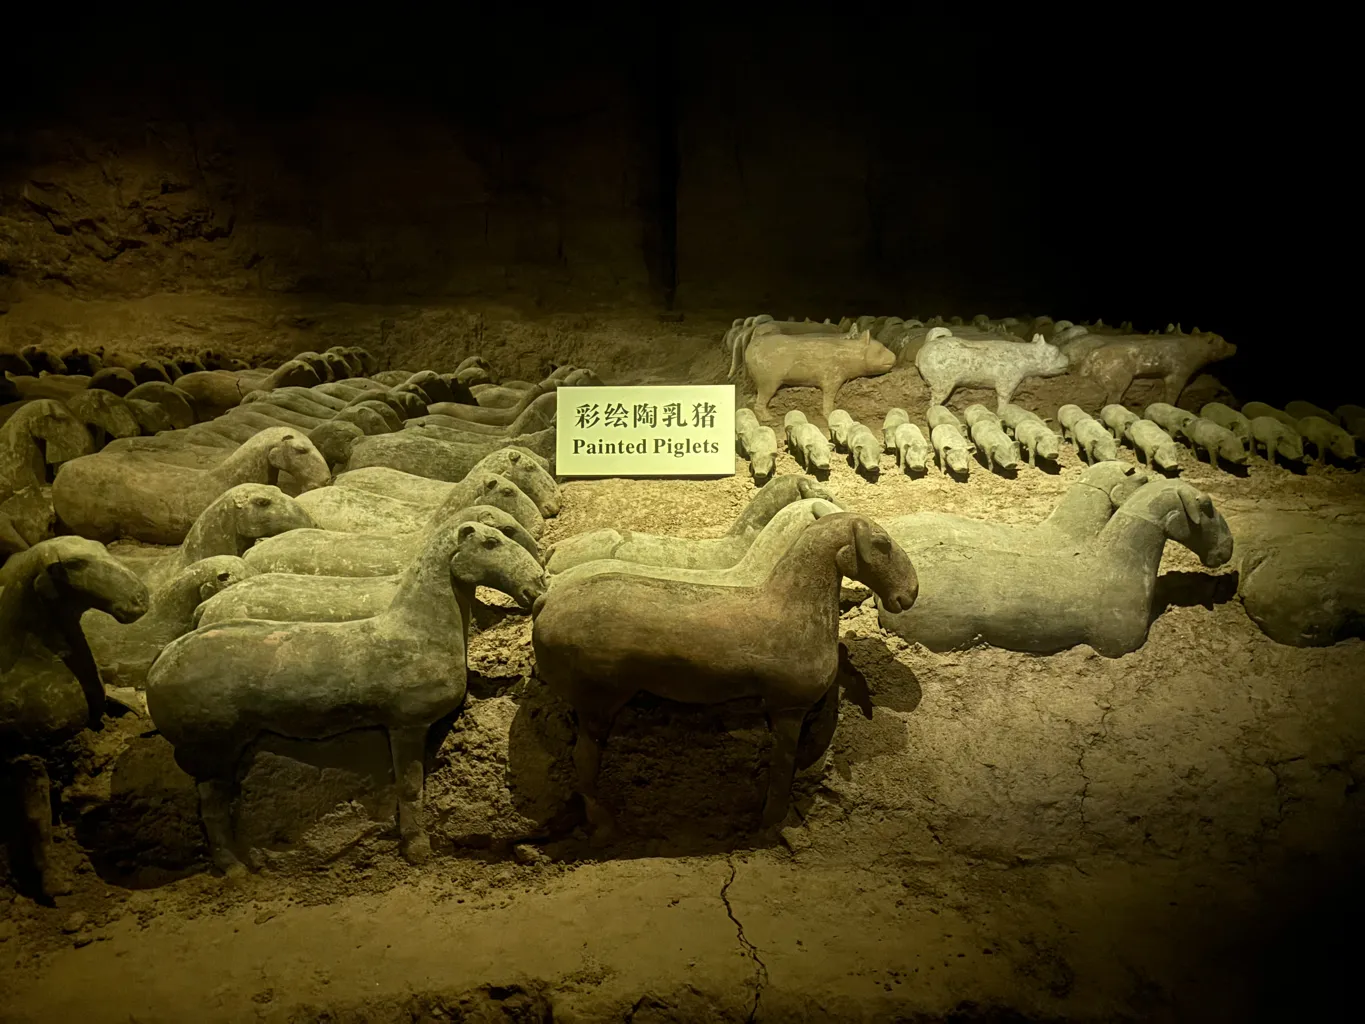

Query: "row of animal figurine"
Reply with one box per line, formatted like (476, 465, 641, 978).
(1, 348, 603, 895)
(733, 391, 1360, 484)
(723, 313, 1238, 421)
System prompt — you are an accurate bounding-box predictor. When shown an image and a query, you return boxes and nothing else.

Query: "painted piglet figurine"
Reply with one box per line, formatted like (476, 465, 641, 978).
(740, 329, 896, 421)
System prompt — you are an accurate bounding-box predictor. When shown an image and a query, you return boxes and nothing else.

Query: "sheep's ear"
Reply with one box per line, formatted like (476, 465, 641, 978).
(506, 450, 521, 464)
(484, 477, 499, 491)
(457, 523, 479, 543)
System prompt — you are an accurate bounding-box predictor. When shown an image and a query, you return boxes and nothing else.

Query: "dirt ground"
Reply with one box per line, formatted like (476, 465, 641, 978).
(3, 304, 1364, 1022)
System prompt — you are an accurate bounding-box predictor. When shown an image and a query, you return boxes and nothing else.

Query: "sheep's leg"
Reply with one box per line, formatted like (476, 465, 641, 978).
(389, 725, 431, 865)
(12, 755, 67, 899)
(197, 777, 246, 878)
(760, 707, 806, 827)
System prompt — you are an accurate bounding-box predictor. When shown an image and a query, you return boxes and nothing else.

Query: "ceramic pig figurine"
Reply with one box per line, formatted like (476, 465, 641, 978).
(1284, 401, 1339, 426)
(882, 408, 910, 451)
(1240, 402, 1298, 429)
(931, 423, 973, 477)
(1297, 416, 1357, 463)
(846, 423, 882, 477)
(1249, 416, 1305, 465)
(1100, 404, 1140, 440)
(1079, 329, 1237, 406)
(969, 418, 1018, 472)
(1014, 418, 1061, 467)
(915, 330, 1069, 409)
(1144, 403, 1197, 438)
(1073, 416, 1119, 464)
(1182, 418, 1248, 471)
(787, 422, 832, 475)
(1199, 403, 1252, 443)
(740, 329, 896, 420)
(892, 422, 930, 475)
(827, 409, 855, 450)
(1127, 420, 1181, 473)
(926, 404, 962, 431)
(736, 409, 778, 483)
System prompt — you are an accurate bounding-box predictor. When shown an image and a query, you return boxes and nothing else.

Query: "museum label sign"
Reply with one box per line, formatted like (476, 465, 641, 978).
(556, 385, 736, 477)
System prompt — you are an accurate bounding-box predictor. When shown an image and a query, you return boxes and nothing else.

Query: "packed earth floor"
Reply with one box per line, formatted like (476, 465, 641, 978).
(3, 305, 1363, 1022)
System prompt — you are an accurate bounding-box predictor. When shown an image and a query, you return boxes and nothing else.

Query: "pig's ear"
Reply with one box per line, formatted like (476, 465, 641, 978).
(860, 329, 872, 345)
(1032, 333, 1045, 344)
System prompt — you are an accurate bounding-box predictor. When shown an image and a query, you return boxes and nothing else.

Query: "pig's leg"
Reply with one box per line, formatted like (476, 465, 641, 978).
(1163, 372, 1192, 405)
(753, 380, 778, 422)
(995, 377, 1021, 411)
(819, 379, 840, 419)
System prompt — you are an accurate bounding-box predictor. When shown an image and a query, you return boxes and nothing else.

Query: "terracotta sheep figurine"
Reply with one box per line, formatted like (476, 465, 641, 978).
(2, 537, 150, 897)
(915, 330, 1069, 410)
(543, 475, 833, 574)
(334, 448, 559, 519)
(146, 519, 526, 875)
(531, 512, 917, 835)
(878, 480, 1233, 657)
(1248, 417, 1305, 466)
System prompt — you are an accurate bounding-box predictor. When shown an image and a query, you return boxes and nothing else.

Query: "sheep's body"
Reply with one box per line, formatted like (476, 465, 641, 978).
(545, 476, 833, 574)
(334, 448, 559, 517)
(298, 469, 543, 536)
(878, 481, 1233, 657)
(146, 520, 526, 872)
(244, 504, 539, 577)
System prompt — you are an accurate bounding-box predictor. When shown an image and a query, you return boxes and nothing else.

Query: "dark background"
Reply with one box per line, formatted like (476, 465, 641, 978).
(1, 12, 1346, 401)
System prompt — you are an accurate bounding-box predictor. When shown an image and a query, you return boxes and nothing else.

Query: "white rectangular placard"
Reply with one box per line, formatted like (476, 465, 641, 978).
(556, 385, 736, 477)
